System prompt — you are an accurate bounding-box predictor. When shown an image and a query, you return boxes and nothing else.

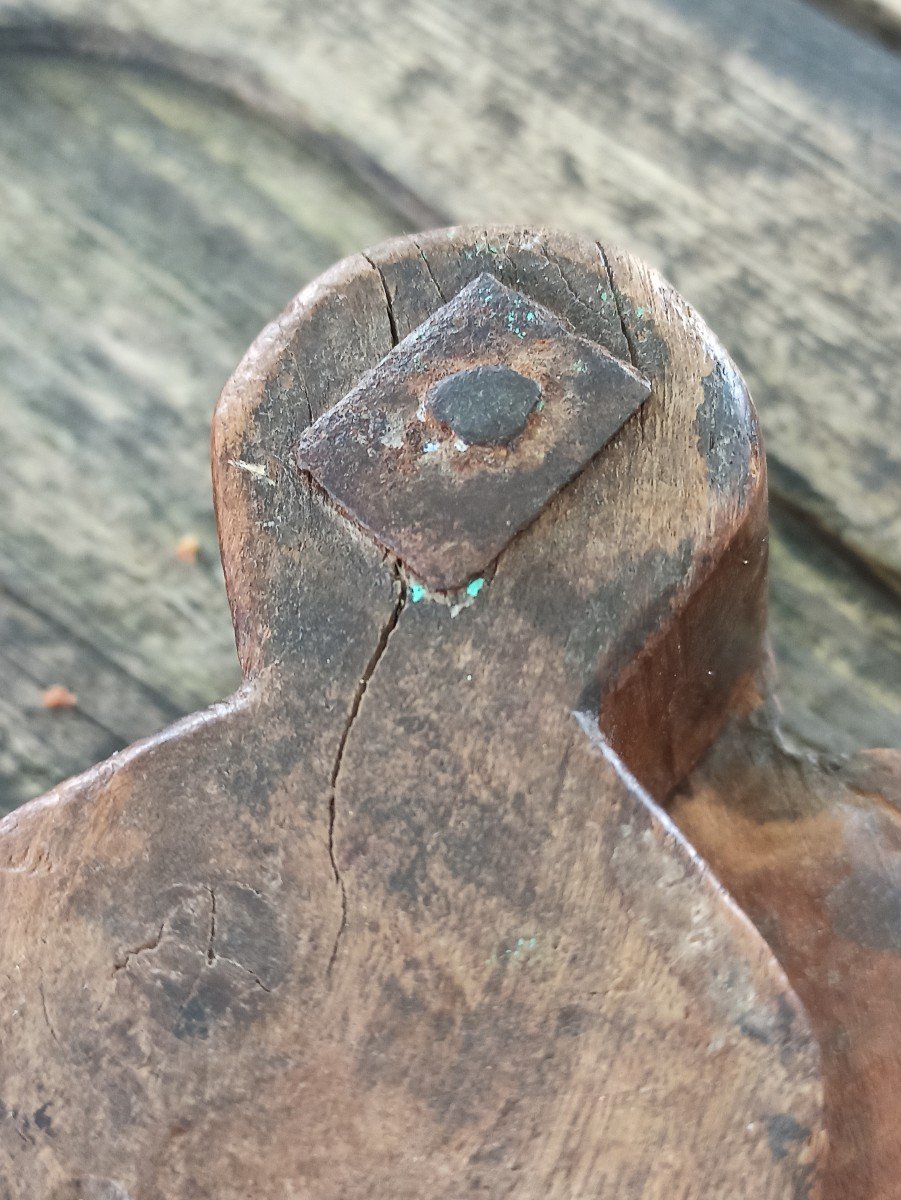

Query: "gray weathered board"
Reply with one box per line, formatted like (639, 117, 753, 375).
(0, 0, 899, 812)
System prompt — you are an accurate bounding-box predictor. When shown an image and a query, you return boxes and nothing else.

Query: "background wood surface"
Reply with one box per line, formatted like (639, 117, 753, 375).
(0, 0, 899, 812)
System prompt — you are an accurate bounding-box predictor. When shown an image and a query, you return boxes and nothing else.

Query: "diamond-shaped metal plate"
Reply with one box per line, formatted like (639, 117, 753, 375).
(295, 273, 650, 591)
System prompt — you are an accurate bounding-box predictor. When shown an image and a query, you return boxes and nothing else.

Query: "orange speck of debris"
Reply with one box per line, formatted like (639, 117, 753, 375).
(42, 685, 77, 710)
(175, 534, 200, 563)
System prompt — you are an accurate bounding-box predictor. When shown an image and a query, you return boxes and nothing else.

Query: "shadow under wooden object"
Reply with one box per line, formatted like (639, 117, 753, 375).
(1, 226, 897, 1196)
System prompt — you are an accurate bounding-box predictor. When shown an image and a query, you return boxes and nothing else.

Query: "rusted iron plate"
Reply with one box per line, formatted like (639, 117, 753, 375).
(295, 273, 650, 591)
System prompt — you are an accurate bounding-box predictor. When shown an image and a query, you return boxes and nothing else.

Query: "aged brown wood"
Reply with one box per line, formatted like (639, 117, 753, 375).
(0, 228, 825, 1197)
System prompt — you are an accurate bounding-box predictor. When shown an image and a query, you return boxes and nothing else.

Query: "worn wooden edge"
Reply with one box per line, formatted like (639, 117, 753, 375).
(212, 251, 388, 678)
(309, 227, 827, 1193)
(212, 225, 764, 692)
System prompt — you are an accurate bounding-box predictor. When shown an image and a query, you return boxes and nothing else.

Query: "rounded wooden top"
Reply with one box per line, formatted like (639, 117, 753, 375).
(214, 226, 767, 795)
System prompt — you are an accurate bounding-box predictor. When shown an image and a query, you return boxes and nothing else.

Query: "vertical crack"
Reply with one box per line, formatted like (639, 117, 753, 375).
(364, 253, 399, 346)
(595, 242, 638, 364)
(206, 887, 216, 964)
(38, 978, 60, 1047)
(539, 241, 597, 330)
(598, 241, 645, 438)
(324, 254, 408, 976)
(288, 348, 314, 427)
(412, 238, 447, 303)
(326, 563, 407, 975)
(597, 242, 638, 370)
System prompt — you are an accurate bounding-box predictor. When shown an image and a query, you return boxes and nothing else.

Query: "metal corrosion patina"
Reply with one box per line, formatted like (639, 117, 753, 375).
(295, 273, 651, 591)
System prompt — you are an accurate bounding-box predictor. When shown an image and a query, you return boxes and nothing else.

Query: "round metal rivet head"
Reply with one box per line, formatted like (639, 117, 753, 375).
(427, 364, 542, 446)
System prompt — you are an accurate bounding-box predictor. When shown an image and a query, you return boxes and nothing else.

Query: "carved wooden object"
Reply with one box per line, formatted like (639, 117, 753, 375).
(0, 227, 897, 1198)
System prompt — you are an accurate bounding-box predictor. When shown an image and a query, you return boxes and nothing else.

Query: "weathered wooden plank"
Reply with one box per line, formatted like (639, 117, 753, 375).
(0, 54, 897, 813)
(1, 0, 899, 595)
(0, 583, 167, 803)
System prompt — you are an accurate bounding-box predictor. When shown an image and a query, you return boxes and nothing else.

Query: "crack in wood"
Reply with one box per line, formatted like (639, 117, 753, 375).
(597, 243, 638, 370)
(38, 978, 60, 1047)
(326, 564, 406, 976)
(112, 923, 165, 973)
(539, 241, 598, 328)
(206, 885, 216, 964)
(598, 243, 648, 445)
(412, 237, 446, 303)
(363, 253, 399, 347)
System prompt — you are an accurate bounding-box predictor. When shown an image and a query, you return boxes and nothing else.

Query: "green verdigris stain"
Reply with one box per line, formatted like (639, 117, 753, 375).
(505, 308, 528, 339)
(407, 577, 485, 607)
(486, 935, 539, 968)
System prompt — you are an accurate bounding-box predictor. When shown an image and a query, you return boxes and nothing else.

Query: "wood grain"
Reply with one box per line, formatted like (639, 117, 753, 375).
(0, 229, 825, 1197)
(0, 54, 897, 814)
